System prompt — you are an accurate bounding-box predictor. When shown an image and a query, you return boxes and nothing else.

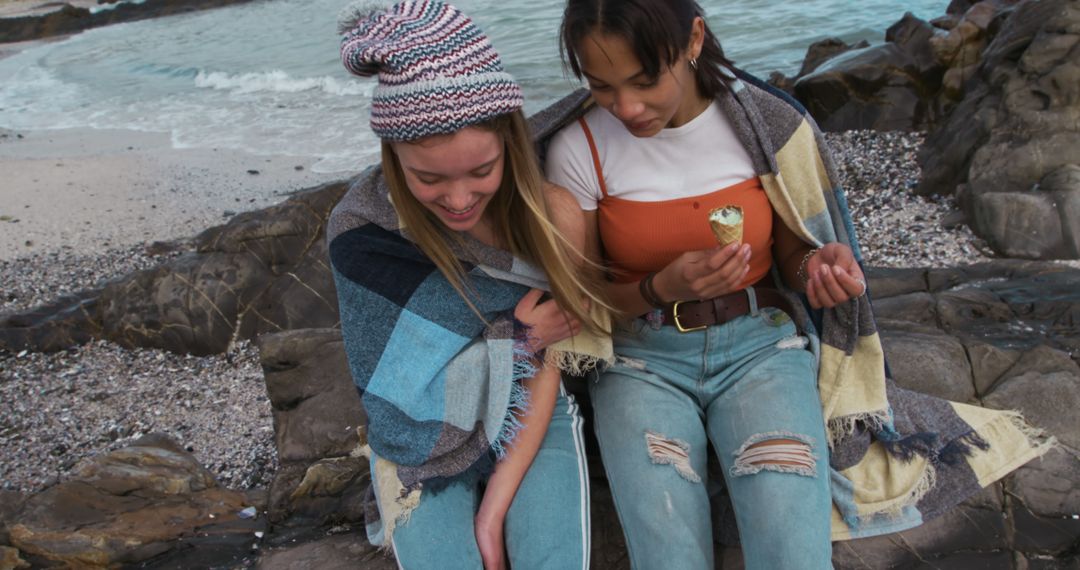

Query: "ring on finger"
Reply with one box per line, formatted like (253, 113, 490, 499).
(856, 278, 867, 297)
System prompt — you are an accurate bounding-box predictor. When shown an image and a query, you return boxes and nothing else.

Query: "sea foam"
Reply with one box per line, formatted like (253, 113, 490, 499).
(194, 70, 370, 97)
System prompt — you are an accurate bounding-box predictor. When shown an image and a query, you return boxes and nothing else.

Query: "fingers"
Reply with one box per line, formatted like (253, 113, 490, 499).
(706, 242, 748, 271)
(806, 279, 822, 309)
(518, 288, 545, 308)
(686, 243, 750, 299)
(819, 265, 848, 304)
(808, 264, 866, 308)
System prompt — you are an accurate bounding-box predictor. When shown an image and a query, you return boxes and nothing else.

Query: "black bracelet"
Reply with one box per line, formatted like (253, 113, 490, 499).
(639, 272, 666, 308)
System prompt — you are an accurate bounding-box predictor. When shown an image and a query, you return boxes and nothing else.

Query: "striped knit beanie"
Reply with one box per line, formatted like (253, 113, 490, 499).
(338, 0, 524, 141)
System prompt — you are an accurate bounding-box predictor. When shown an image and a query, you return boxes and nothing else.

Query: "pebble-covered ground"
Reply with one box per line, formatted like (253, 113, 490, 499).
(825, 130, 995, 267)
(0, 130, 1076, 494)
(0, 341, 274, 493)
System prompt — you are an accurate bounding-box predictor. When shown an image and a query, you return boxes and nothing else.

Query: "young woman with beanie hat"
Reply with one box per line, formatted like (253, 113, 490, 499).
(328, 1, 612, 568)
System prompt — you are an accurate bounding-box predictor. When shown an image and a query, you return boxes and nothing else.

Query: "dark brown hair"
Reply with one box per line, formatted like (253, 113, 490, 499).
(559, 0, 735, 99)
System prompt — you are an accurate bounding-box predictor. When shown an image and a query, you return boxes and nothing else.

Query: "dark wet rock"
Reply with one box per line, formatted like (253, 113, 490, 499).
(985, 371, 1080, 449)
(916, 0, 1080, 260)
(887, 12, 946, 78)
(259, 329, 362, 463)
(0, 491, 26, 547)
(768, 8, 956, 132)
(768, 37, 871, 95)
(834, 488, 1009, 569)
(872, 291, 938, 326)
(4, 434, 255, 568)
(0, 0, 259, 43)
(0, 181, 348, 355)
(801, 38, 873, 78)
(793, 41, 944, 132)
(0, 546, 30, 570)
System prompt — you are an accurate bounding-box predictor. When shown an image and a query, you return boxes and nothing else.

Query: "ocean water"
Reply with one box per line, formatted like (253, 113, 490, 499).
(0, 0, 948, 173)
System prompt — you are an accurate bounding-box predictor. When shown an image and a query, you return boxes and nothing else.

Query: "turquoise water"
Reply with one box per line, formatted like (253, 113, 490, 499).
(0, 0, 948, 172)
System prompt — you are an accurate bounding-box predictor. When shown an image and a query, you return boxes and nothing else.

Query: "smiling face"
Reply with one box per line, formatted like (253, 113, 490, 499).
(392, 126, 505, 236)
(577, 26, 708, 137)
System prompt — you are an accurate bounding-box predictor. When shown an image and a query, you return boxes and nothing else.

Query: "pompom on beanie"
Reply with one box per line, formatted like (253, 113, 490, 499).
(339, 0, 524, 141)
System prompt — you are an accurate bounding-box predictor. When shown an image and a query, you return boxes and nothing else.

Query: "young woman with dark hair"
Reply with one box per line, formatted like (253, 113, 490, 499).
(546, 0, 1049, 568)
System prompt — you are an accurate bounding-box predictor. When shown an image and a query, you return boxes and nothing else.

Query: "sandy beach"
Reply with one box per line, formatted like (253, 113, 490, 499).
(0, 126, 345, 259)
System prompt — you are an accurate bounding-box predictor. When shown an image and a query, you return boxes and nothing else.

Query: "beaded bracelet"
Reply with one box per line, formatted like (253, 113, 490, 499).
(796, 248, 820, 287)
(638, 271, 666, 308)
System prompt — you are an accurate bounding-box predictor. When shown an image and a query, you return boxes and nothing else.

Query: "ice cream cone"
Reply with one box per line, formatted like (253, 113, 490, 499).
(708, 205, 744, 246)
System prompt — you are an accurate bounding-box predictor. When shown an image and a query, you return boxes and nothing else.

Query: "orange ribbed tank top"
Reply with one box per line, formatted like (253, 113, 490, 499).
(578, 117, 774, 285)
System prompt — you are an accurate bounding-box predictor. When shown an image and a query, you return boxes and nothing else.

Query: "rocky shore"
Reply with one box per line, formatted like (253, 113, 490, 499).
(1, 0, 1078, 567)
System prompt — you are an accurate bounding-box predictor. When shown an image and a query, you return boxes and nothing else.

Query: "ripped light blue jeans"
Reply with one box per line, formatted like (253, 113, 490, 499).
(591, 292, 833, 570)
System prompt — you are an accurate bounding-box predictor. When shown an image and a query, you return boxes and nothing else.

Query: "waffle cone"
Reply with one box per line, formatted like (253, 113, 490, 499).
(710, 221, 743, 246)
(708, 205, 744, 246)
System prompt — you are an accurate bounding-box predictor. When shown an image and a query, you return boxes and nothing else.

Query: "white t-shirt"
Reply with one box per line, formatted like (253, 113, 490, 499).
(545, 102, 757, 210)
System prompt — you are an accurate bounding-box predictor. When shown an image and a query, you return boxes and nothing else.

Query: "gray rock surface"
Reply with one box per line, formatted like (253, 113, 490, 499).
(0, 181, 348, 355)
(917, 0, 1080, 260)
(793, 40, 943, 132)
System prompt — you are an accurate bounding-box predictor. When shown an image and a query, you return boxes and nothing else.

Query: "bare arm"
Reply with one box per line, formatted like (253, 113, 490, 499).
(473, 184, 585, 569)
(474, 362, 561, 569)
(772, 209, 815, 292)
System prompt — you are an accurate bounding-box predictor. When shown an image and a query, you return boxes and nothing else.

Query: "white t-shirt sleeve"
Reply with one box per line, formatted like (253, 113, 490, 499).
(544, 122, 602, 211)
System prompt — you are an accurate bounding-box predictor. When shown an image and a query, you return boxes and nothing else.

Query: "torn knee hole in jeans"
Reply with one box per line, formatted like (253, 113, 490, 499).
(645, 431, 701, 483)
(731, 431, 817, 477)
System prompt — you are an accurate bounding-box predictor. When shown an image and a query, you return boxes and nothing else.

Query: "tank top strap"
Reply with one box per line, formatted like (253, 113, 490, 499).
(576, 116, 609, 199)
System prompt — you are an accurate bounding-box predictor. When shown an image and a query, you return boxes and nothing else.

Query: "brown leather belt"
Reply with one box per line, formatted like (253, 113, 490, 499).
(660, 288, 794, 332)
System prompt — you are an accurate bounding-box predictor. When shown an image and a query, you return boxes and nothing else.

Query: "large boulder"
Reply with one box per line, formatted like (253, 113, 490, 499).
(3, 434, 259, 568)
(793, 39, 944, 132)
(916, 0, 1080, 259)
(256, 328, 369, 529)
(0, 181, 349, 355)
(775, 10, 957, 132)
(773, 1, 1038, 136)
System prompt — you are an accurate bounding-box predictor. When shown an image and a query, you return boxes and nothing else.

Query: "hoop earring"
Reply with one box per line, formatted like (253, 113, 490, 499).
(689, 58, 698, 71)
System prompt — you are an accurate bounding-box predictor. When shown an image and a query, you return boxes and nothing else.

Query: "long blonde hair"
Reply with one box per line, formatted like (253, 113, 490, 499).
(381, 110, 611, 335)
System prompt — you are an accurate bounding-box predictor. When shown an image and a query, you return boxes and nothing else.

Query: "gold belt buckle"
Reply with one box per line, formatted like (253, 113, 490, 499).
(672, 300, 707, 333)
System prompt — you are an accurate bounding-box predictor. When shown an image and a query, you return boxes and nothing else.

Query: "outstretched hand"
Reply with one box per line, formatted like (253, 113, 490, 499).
(513, 289, 583, 352)
(805, 243, 866, 309)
